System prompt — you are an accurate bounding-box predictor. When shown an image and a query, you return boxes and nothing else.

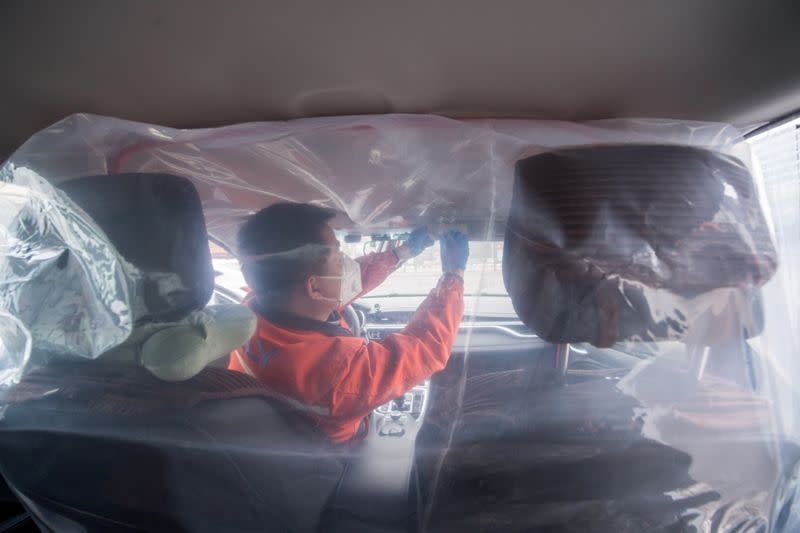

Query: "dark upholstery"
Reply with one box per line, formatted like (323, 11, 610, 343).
(59, 173, 215, 323)
(414, 343, 562, 531)
(0, 386, 342, 533)
(413, 146, 784, 531)
(503, 145, 777, 345)
(414, 355, 791, 532)
(0, 173, 343, 532)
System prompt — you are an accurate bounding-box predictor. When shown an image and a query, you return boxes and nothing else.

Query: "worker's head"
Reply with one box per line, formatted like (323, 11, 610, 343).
(238, 203, 360, 319)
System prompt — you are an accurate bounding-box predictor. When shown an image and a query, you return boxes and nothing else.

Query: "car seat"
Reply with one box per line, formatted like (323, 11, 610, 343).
(411, 303, 574, 533)
(413, 145, 795, 532)
(0, 173, 344, 532)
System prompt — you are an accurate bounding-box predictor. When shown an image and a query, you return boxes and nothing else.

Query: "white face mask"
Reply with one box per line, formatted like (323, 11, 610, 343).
(316, 253, 362, 306)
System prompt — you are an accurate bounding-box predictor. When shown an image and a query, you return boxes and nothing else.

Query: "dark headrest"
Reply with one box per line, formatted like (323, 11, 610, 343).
(503, 145, 776, 346)
(58, 173, 214, 323)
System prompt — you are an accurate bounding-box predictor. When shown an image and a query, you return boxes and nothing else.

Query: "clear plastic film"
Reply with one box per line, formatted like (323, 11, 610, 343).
(503, 144, 777, 347)
(0, 166, 224, 386)
(0, 166, 135, 370)
(0, 113, 796, 532)
(7, 114, 748, 248)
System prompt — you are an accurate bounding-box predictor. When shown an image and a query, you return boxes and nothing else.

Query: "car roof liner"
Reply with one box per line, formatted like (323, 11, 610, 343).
(1, 1, 800, 160)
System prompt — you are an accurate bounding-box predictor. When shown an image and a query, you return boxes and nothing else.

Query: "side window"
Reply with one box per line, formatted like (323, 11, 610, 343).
(751, 119, 800, 286)
(748, 119, 800, 439)
(749, 121, 800, 332)
(209, 240, 247, 304)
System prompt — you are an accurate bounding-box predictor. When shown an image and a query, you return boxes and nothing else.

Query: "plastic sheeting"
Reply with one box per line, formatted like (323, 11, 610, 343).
(6, 114, 751, 249)
(504, 145, 776, 347)
(0, 168, 135, 366)
(0, 113, 797, 532)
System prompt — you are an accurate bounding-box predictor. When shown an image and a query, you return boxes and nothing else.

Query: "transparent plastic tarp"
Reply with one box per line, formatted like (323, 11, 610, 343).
(0, 113, 796, 532)
(0, 168, 135, 365)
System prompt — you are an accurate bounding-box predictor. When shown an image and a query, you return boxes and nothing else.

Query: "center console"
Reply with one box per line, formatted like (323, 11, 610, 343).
(374, 384, 428, 438)
(327, 383, 428, 531)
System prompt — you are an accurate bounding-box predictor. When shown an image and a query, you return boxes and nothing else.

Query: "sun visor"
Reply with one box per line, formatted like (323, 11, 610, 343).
(503, 145, 778, 346)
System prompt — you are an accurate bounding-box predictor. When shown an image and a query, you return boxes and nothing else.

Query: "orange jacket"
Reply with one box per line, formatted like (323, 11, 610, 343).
(229, 250, 464, 443)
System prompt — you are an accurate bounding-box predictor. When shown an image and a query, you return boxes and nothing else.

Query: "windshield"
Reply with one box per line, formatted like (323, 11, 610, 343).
(211, 237, 515, 316)
(341, 237, 507, 297)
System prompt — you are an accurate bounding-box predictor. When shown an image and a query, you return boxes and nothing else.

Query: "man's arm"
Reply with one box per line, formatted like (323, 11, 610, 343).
(328, 273, 465, 419)
(355, 249, 404, 297)
(335, 249, 399, 325)
(354, 227, 435, 298)
(330, 231, 469, 419)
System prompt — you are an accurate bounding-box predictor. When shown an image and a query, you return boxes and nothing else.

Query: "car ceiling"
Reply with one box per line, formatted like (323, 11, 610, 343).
(1, 0, 799, 162)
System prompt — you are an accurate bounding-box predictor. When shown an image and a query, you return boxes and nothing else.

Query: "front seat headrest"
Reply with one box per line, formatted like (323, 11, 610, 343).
(503, 144, 777, 347)
(103, 304, 256, 382)
(0, 170, 252, 382)
(58, 173, 215, 324)
(54, 173, 254, 381)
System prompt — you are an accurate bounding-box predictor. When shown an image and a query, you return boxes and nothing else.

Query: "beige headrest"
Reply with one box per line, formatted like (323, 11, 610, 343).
(103, 304, 257, 382)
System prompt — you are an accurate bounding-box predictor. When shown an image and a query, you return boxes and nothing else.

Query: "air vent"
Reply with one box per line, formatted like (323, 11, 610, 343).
(367, 330, 386, 340)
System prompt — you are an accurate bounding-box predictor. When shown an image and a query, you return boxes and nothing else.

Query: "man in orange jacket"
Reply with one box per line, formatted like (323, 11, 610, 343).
(229, 203, 468, 443)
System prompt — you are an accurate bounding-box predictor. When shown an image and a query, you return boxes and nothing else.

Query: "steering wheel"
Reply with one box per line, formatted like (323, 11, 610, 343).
(341, 304, 366, 339)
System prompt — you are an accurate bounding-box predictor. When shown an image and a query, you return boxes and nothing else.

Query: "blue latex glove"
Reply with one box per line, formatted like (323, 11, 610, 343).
(440, 230, 469, 272)
(406, 226, 435, 257)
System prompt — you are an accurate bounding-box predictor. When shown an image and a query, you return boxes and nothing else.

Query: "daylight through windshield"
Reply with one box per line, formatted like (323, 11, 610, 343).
(341, 239, 507, 297)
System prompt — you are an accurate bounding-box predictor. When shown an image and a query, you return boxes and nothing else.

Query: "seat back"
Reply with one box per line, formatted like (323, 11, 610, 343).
(0, 372, 342, 533)
(504, 145, 775, 347)
(414, 340, 562, 531)
(0, 173, 343, 532)
(414, 146, 784, 532)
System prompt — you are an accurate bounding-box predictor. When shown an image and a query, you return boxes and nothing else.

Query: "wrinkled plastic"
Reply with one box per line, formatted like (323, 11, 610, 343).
(504, 144, 777, 347)
(0, 167, 135, 367)
(7, 114, 750, 249)
(57, 173, 216, 324)
(0, 312, 30, 386)
(0, 113, 796, 532)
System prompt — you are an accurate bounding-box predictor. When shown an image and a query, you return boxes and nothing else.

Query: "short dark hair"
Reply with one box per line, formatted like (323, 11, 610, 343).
(238, 203, 337, 298)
